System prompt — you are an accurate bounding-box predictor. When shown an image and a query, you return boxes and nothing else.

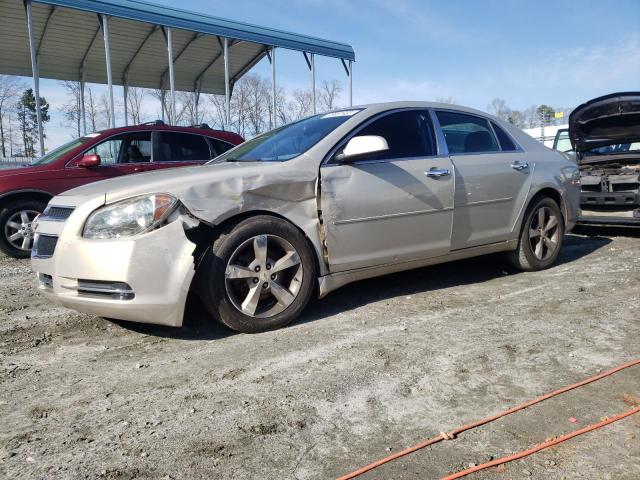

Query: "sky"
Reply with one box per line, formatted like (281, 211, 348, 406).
(25, 0, 640, 149)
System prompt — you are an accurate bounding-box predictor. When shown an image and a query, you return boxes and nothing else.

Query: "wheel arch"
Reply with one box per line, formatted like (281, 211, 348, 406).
(527, 186, 567, 223)
(0, 189, 53, 211)
(191, 209, 326, 278)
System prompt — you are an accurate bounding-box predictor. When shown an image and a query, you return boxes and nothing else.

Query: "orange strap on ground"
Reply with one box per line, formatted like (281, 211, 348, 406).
(441, 405, 640, 479)
(337, 359, 640, 480)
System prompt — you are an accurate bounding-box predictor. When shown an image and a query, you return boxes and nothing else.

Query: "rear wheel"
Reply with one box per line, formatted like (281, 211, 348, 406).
(200, 216, 316, 333)
(0, 200, 46, 258)
(508, 196, 564, 271)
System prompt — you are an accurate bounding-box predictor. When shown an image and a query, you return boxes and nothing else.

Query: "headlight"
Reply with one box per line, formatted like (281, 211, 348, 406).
(83, 194, 178, 239)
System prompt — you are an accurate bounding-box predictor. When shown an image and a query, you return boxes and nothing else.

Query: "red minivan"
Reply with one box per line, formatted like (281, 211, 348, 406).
(0, 122, 243, 258)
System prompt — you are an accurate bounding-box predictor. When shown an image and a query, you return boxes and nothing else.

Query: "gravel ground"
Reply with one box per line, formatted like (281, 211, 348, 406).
(1, 229, 639, 479)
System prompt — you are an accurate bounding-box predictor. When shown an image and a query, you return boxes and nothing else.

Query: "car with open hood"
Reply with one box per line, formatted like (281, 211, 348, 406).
(568, 92, 640, 226)
(31, 101, 580, 333)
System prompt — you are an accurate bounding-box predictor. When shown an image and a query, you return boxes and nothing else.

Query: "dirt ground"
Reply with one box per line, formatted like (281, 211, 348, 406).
(1, 228, 639, 480)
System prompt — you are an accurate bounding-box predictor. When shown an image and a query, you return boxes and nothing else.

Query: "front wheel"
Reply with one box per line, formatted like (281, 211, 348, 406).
(507, 197, 565, 271)
(200, 216, 317, 333)
(0, 200, 46, 258)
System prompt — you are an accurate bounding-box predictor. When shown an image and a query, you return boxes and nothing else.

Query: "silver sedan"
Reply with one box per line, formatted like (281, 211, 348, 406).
(32, 102, 580, 333)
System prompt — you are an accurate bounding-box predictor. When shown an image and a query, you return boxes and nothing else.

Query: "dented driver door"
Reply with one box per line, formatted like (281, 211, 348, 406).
(319, 109, 455, 273)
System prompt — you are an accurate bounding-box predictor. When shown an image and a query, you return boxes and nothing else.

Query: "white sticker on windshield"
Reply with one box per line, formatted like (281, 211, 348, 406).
(321, 109, 360, 119)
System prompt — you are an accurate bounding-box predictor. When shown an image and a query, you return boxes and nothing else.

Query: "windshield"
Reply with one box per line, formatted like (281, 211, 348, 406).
(585, 142, 640, 156)
(31, 136, 94, 166)
(212, 109, 362, 163)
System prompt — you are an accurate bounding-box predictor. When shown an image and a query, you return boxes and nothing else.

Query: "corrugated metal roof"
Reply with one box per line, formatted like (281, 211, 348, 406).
(0, 0, 355, 95)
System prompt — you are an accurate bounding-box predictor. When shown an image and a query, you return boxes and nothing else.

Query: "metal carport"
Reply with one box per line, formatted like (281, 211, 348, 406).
(0, 0, 356, 153)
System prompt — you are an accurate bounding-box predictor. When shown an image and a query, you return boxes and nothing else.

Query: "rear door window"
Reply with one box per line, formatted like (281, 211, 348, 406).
(344, 110, 436, 161)
(436, 111, 500, 154)
(157, 132, 212, 162)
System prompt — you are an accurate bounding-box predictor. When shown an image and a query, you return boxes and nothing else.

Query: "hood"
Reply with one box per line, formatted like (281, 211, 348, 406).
(0, 164, 39, 178)
(59, 158, 319, 222)
(569, 92, 640, 153)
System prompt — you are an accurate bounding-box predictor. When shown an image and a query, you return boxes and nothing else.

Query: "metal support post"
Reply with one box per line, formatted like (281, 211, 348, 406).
(80, 71, 87, 134)
(100, 14, 115, 128)
(123, 83, 129, 126)
(348, 60, 353, 107)
(311, 53, 316, 114)
(223, 37, 230, 130)
(270, 47, 276, 129)
(166, 27, 176, 125)
(24, 0, 45, 155)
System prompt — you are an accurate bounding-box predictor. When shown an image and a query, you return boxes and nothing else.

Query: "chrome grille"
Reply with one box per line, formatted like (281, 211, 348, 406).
(42, 205, 74, 221)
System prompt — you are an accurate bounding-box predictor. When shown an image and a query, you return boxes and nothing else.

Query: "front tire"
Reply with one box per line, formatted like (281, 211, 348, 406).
(200, 216, 317, 333)
(0, 200, 46, 259)
(508, 196, 564, 271)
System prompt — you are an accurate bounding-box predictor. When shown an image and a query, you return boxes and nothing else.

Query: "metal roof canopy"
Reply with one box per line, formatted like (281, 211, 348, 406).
(0, 0, 355, 152)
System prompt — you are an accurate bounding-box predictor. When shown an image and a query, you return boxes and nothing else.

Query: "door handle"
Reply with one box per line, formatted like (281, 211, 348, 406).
(511, 161, 529, 171)
(425, 168, 451, 178)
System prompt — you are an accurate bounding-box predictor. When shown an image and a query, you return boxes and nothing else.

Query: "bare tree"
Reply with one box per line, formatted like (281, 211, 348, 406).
(487, 97, 510, 121)
(318, 80, 342, 112)
(239, 75, 269, 136)
(264, 85, 290, 129)
(522, 105, 538, 129)
(98, 93, 112, 129)
(207, 94, 228, 130)
(506, 109, 526, 128)
(289, 89, 313, 120)
(59, 81, 82, 138)
(149, 89, 170, 123)
(0, 75, 27, 157)
(85, 86, 99, 132)
(230, 80, 251, 137)
(126, 87, 147, 125)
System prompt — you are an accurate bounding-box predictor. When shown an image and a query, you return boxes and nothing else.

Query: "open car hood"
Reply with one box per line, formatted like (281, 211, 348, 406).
(569, 92, 640, 153)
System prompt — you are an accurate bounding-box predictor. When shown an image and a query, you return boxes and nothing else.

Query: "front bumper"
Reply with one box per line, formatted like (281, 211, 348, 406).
(31, 195, 197, 327)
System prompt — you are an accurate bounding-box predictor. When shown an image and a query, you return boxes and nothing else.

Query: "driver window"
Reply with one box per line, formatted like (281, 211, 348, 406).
(87, 138, 122, 165)
(85, 132, 152, 164)
(346, 110, 436, 161)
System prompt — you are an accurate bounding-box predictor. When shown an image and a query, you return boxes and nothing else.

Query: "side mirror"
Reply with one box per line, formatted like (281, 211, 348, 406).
(76, 154, 101, 168)
(335, 135, 389, 162)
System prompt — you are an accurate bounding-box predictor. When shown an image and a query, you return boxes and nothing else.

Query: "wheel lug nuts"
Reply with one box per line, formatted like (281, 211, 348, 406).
(262, 282, 268, 289)
(253, 278, 259, 284)
(270, 274, 276, 280)
(255, 266, 260, 272)
(266, 264, 271, 270)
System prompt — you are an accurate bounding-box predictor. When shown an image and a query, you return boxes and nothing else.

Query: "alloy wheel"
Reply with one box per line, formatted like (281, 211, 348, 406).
(4, 209, 39, 252)
(528, 206, 560, 261)
(224, 234, 303, 318)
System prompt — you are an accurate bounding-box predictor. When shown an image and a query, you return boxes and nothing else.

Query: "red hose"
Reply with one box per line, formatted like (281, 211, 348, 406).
(337, 359, 640, 480)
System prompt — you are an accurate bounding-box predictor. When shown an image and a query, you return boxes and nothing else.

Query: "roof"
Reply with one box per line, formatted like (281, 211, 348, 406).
(88, 123, 245, 144)
(0, 0, 355, 95)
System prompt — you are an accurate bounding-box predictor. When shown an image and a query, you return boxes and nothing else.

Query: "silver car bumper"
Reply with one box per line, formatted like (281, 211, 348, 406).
(31, 195, 196, 327)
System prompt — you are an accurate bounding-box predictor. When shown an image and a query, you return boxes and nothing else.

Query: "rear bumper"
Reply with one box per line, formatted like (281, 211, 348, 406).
(32, 219, 197, 327)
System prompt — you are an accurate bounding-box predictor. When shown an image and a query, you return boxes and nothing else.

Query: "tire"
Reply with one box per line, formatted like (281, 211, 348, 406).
(0, 200, 47, 259)
(200, 215, 317, 333)
(507, 196, 565, 271)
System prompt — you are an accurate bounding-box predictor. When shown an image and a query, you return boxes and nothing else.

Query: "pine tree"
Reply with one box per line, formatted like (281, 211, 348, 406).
(16, 88, 50, 157)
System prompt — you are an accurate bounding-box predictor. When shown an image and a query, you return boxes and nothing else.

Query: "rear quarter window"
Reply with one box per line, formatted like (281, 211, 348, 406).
(491, 122, 517, 151)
